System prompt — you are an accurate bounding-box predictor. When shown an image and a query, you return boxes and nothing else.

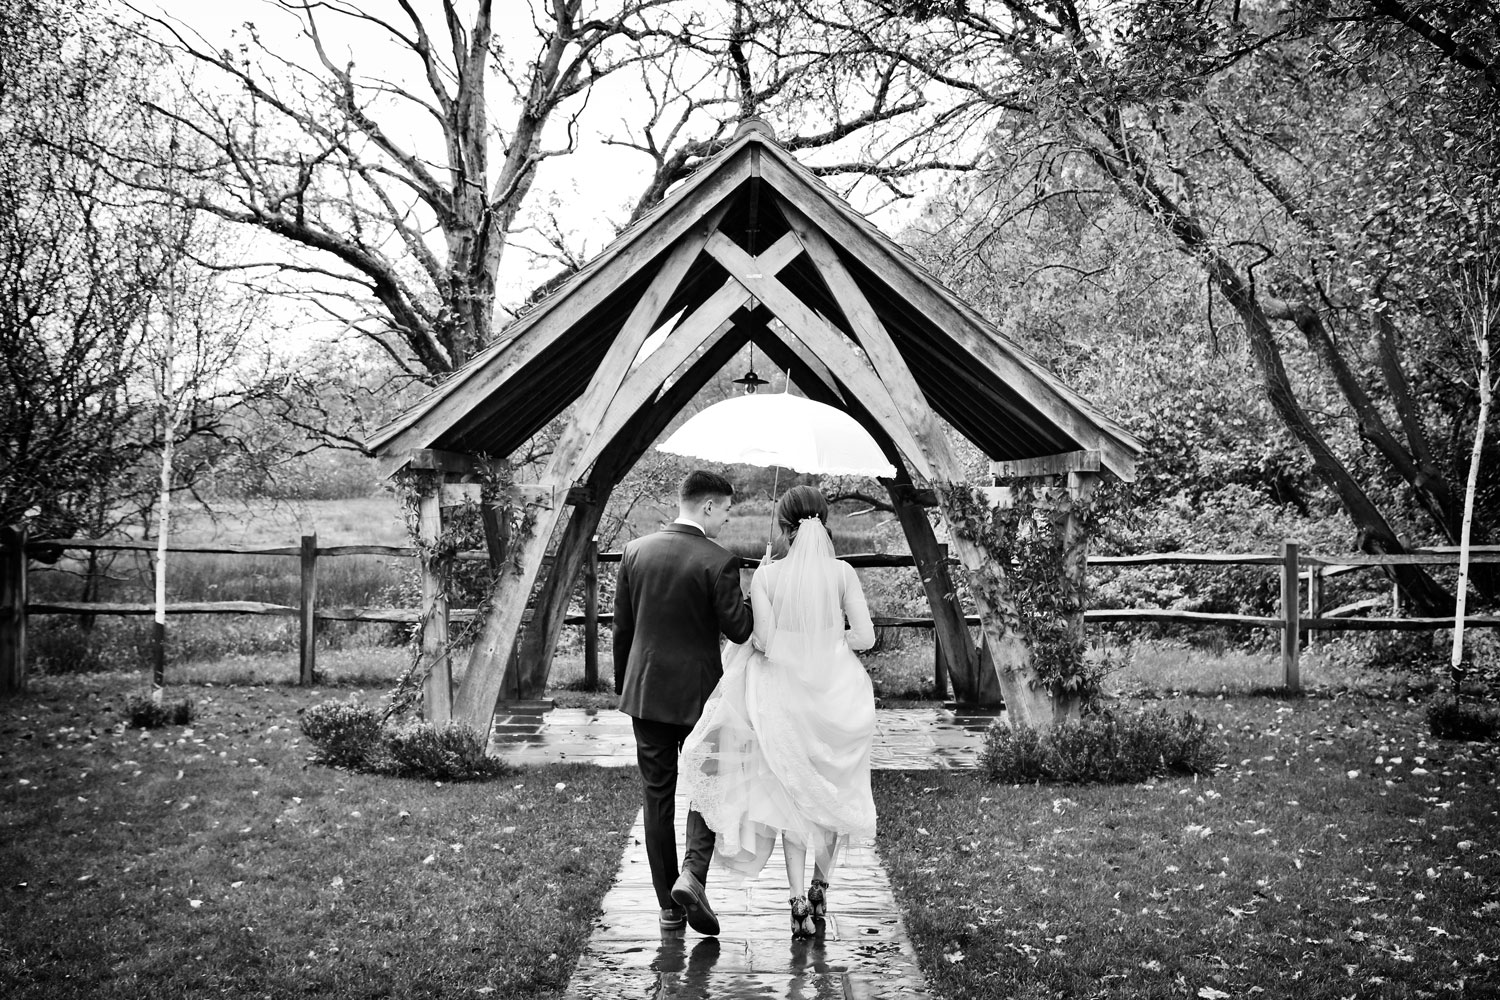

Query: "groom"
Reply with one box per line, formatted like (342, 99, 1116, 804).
(614, 470, 754, 935)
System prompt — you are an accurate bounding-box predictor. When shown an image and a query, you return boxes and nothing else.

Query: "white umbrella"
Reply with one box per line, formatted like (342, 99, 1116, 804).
(656, 389, 896, 478)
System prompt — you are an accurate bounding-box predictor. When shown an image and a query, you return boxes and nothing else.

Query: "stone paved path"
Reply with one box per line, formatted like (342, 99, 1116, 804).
(492, 706, 999, 1000)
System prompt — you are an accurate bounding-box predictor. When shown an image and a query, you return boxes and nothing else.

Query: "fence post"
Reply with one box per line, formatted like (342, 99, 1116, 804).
(1281, 540, 1301, 693)
(584, 534, 599, 690)
(1305, 566, 1323, 648)
(1391, 580, 1403, 618)
(299, 534, 318, 687)
(1, 525, 26, 695)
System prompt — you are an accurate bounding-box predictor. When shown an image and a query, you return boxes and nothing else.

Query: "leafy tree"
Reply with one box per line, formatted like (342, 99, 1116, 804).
(787, 0, 1497, 613)
(0, 0, 293, 599)
(0, 1, 170, 546)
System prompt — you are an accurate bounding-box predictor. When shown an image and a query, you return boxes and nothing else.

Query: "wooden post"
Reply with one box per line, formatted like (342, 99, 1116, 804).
(1, 525, 26, 695)
(584, 534, 600, 690)
(1305, 567, 1323, 649)
(1280, 540, 1301, 693)
(1391, 580, 1404, 618)
(298, 534, 318, 686)
(480, 497, 510, 575)
(932, 543, 950, 701)
(417, 493, 452, 724)
(885, 483, 977, 701)
(453, 234, 785, 732)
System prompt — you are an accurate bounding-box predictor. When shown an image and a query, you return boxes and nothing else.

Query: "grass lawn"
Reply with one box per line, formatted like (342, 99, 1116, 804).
(874, 694, 1500, 1000)
(0, 673, 640, 1000)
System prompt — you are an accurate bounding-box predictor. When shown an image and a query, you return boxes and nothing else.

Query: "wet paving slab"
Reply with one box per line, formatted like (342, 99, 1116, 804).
(492, 705, 1001, 771)
(561, 789, 934, 1000)
(499, 705, 1002, 998)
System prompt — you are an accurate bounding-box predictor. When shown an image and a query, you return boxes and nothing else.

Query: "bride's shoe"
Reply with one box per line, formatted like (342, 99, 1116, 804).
(789, 895, 817, 938)
(807, 879, 829, 919)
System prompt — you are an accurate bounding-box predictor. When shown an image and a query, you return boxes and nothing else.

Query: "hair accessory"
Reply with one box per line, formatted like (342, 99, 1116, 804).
(800, 515, 821, 524)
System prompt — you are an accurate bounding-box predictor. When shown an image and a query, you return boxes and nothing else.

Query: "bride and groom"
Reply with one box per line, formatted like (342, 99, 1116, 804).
(613, 470, 877, 939)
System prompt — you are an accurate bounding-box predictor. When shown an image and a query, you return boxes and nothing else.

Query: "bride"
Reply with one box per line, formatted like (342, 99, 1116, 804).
(680, 485, 877, 938)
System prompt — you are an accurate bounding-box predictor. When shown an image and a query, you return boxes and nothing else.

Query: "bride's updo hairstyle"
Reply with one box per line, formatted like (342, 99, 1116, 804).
(775, 485, 829, 553)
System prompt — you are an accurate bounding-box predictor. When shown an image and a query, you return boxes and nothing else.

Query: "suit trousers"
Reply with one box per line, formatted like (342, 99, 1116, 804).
(632, 716, 715, 910)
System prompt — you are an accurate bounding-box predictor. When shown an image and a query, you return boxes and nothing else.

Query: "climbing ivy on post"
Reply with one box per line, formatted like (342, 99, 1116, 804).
(938, 477, 1116, 726)
(388, 459, 515, 723)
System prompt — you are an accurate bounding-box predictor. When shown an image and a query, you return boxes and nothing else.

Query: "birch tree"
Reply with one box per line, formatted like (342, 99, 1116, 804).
(1448, 219, 1498, 687)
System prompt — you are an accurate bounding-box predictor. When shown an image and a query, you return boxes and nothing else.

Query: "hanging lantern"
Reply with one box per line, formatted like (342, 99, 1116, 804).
(732, 368, 770, 393)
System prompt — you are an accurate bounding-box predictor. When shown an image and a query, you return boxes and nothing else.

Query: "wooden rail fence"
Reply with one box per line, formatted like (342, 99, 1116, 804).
(2, 527, 1497, 696)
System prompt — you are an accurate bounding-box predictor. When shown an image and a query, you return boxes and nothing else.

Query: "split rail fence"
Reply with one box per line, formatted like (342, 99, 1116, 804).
(2, 525, 1498, 697)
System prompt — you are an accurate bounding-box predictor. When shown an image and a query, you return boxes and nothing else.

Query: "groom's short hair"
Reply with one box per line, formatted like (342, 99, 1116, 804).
(679, 470, 735, 505)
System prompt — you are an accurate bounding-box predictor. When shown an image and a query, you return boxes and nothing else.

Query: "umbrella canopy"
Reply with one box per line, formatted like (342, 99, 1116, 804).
(656, 391, 896, 478)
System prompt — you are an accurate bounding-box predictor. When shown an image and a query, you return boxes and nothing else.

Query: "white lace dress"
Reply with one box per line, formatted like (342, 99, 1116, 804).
(680, 521, 878, 883)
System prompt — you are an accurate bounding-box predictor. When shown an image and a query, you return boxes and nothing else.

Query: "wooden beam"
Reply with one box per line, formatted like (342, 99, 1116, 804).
(883, 478, 982, 702)
(703, 231, 931, 477)
(511, 324, 753, 700)
(767, 318, 845, 405)
(990, 450, 1101, 479)
(438, 483, 592, 508)
(401, 201, 735, 476)
(745, 324, 844, 406)
(772, 198, 1026, 705)
(759, 155, 1140, 481)
(404, 448, 489, 475)
(371, 156, 751, 456)
(451, 233, 801, 733)
(766, 204, 959, 477)
(576, 231, 800, 472)
(746, 325, 908, 473)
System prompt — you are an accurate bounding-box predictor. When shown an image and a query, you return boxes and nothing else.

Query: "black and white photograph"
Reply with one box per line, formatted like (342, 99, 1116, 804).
(2, 1, 1496, 997)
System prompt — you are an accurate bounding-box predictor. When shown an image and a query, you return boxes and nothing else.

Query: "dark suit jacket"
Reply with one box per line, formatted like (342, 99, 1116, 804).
(613, 523, 754, 726)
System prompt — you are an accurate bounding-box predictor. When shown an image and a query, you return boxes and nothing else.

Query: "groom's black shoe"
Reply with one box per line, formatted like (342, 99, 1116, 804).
(670, 871, 720, 936)
(659, 906, 686, 930)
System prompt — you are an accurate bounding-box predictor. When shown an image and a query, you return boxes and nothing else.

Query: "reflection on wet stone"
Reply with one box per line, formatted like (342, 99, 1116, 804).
(529, 706, 990, 998)
(493, 706, 998, 771)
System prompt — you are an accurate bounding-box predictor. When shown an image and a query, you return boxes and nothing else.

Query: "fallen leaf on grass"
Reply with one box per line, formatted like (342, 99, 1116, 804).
(1198, 988, 1230, 999)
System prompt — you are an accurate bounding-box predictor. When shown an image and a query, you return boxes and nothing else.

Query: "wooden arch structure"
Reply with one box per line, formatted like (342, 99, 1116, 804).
(368, 118, 1142, 733)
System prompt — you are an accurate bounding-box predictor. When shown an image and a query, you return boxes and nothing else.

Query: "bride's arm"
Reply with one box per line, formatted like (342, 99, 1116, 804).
(750, 567, 774, 652)
(841, 563, 877, 651)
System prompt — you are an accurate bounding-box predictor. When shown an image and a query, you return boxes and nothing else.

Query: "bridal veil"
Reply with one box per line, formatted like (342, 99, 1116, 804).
(680, 516, 877, 884)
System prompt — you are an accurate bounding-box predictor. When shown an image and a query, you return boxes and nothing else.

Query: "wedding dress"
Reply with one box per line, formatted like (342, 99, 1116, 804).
(680, 517, 878, 884)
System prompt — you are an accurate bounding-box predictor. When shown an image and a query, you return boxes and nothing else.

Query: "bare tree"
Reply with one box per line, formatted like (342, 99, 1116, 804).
(119, 0, 984, 383)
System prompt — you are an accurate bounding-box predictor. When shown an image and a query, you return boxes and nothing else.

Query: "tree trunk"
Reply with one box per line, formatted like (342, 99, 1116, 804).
(1082, 131, 1454, 615)
(1224, 278, 1453, 615)
(1452, 277, 1493, 689)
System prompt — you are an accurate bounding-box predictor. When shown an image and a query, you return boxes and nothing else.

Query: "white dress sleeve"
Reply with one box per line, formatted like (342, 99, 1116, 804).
(750, 565, 775, 653)
(840, 562, 876, 651)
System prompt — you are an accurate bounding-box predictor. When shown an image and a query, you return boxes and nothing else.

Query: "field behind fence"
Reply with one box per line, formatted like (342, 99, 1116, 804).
(5, 498, 1499, 697)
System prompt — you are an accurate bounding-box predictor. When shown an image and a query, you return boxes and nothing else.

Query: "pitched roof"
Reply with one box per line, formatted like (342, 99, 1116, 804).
(368, 119, 1142, 481)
